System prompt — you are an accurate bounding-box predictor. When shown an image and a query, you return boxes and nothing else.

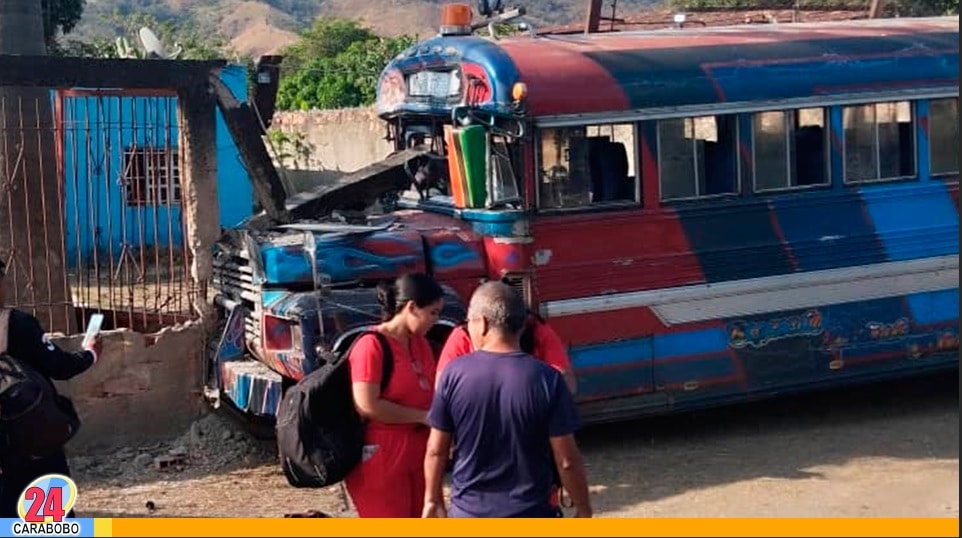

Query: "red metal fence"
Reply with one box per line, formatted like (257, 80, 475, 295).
(0, 89, 197, 334)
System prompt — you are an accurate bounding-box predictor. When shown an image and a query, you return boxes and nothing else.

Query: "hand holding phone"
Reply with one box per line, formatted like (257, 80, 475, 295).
(82, 314, 104, 361)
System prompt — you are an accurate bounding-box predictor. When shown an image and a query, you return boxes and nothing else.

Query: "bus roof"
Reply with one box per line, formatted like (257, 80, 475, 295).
(377, 16, 958, 122)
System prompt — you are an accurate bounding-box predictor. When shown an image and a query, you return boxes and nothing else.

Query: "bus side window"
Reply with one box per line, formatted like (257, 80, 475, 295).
(538, 123, 638, 210)
(659, 115, 738, 201)
(586, 124, 636, 203)
(843, 101, 916, 183)
(752, 108, 829, 192)
(929, 98, 959, 177)
(794, 108, 828, 186)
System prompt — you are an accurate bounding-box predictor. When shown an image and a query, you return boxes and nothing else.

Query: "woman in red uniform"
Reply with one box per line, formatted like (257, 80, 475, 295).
(346, 273, 445, 518)
(437, 312, 577, 395)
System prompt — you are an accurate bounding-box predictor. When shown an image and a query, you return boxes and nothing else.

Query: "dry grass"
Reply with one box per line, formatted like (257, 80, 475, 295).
(316, 0, 441, 40)
(231, 25, 300, 57)
(77, 0, 665, 59)
(215, 0, 301, 56)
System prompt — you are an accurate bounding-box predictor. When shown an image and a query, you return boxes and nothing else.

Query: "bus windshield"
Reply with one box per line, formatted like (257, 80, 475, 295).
(393, 111, 525, 211)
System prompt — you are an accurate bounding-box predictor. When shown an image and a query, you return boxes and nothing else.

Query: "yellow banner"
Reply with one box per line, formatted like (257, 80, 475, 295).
(97, 517, 960, 537)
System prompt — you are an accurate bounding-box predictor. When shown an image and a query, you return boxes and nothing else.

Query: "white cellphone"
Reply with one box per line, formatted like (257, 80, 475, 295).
(82, 313, 104, 347)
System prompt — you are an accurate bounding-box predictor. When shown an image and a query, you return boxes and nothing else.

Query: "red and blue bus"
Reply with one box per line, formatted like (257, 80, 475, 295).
(372, 9, 959, 422)
(210, 7, 958, 425)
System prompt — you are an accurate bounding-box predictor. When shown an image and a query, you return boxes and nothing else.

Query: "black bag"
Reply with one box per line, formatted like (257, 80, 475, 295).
(276, 330, 394, 488)
(0, 309, 82, 457)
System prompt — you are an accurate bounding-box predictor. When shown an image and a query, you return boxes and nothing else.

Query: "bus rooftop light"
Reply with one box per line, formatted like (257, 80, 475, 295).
(441, 3, 473, 36)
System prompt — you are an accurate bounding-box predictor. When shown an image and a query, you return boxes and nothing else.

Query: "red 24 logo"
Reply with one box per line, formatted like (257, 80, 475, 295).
(18, 474, 77, 523)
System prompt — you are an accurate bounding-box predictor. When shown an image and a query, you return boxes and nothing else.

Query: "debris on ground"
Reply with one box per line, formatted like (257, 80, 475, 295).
(69, 377, 956, 518)
(69, 412, 276, 486)
(67, 411, 356, 517)
(153, 454, 186, 472)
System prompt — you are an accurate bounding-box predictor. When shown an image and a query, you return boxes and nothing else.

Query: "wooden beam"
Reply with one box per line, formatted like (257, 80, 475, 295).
(585, 0, 603, 34)
(287, 148, 428, 219)
(178, 86, 220, 321)
(252, 55, 283, 134)
(0, 55, 225, 90)
(286, 148, 429, 220)
(209, 73, 291, 224)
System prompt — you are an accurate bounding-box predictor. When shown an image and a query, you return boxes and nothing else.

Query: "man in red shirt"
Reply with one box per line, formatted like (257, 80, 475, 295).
(436, 312, 577, 395)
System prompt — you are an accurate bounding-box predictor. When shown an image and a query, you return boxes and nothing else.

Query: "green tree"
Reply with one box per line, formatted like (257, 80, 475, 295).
(891, 0, 958, 15)
(52, 12, 231, 60)
(280, 18, 379, 75)
(275, 20, 415, 111)
(41, 0, 86, 44)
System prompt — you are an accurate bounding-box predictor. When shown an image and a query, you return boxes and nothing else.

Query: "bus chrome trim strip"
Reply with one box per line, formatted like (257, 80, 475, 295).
(540, 255, 959, 325)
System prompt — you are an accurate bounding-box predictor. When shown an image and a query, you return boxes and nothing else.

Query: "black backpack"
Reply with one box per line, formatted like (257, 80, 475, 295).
(0, 309, 82, 457)
(276, 330, 395, 488)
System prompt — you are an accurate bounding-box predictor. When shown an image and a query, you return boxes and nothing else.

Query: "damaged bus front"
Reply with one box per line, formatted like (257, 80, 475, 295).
(206, 5, 535, 422)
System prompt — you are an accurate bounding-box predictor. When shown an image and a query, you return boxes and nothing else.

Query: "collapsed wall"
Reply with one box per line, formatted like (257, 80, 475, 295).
(51, 324, 207, 454)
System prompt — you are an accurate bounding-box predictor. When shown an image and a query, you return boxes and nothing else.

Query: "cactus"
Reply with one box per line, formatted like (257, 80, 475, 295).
(114, 36, 143, 59)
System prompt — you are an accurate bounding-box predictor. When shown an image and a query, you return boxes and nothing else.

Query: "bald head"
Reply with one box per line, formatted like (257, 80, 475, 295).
(467, 281, 528, 336)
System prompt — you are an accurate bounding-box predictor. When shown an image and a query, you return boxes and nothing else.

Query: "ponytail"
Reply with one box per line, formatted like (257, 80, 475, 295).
(376, 273, 445, 322)
(376, 280, 399, 322)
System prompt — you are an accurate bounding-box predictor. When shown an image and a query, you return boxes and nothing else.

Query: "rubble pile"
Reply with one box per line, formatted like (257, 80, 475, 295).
(69, 412, 277, 485)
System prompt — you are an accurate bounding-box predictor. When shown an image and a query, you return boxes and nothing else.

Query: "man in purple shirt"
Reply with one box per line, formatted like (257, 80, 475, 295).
(422, 282, 592, 518)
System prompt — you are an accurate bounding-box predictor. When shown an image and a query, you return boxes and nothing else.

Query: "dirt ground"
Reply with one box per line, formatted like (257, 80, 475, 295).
(69, 372, 959, 519)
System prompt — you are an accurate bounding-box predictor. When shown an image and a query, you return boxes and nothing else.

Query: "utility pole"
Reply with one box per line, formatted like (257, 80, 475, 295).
(585, 0, 603, 34)
(868, 0, 886, 18)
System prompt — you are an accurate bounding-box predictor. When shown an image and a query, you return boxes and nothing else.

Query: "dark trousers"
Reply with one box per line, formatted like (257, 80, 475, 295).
(449, 504, 563, 518)
(0, 449, 74, 519)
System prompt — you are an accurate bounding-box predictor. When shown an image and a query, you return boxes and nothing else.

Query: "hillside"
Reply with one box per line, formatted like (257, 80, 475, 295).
(71, 0, 662, 57)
